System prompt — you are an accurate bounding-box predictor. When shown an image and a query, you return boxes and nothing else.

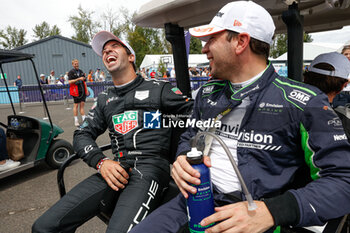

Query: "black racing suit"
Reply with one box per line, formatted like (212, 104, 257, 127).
(32, 76, 193, 233)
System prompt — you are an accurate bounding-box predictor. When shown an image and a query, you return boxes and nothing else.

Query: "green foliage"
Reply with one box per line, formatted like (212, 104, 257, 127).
(189, 37, 202, 54)
(0, 26, 28, 49)
(68, 5, 100, 43)
(33, 21, 61, 40)
(112, 9, 170, 68)
(303, 33, 313, 42)
(270, 32, 313, 58)
(50, 25, 61, 36)
(158, 58, 167, 74)
(270, 34, 287, 58)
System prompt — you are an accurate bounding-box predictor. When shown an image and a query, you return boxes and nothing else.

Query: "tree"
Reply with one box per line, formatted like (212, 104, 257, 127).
(270, 34, 287, 58)
(114, 9, 170, 68)
(33, 21, 61, 40)
(158, 58, 167, 74)
(0, 26, 28, 49)
(270, 32, 313, 58)
(97, 7, 172, 68)
(127, 26, 168, 68)
(68, 5, 100, 43)
(189, 37, 202, 54)
(50, 25, 61, 36)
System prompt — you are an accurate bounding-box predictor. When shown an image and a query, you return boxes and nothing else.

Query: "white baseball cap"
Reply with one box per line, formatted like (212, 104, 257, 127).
(91, 31, 136, 62)
(189, 1, 275, 45)
(308, 52, 350, 80)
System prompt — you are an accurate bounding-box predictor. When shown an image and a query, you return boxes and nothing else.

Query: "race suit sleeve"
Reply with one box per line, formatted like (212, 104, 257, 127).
(159, 83, 193, 115)
(73, 94, 108, 169)
(264, 95, 350, 227)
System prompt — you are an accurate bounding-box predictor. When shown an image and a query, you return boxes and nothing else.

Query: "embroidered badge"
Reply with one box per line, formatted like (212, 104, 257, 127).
(171, 87, 183, 95)
(112, 111, 138, 134)
(135, 90, 149, 100)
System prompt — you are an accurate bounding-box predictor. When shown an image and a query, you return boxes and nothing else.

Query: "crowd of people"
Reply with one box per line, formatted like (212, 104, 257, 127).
(138, 66, 211, 80)
(36, 68, 107, 86)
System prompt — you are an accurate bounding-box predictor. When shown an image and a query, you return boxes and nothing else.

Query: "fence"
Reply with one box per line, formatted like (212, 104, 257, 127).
(0, 77, 210, 104)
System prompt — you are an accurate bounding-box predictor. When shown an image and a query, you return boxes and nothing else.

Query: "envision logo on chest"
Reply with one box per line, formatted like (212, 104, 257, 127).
(288, 89, 310, 105)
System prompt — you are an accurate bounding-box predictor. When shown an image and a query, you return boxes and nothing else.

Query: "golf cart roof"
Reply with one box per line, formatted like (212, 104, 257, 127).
(0, 49, 34, 64)
(133, 0, 350, 33)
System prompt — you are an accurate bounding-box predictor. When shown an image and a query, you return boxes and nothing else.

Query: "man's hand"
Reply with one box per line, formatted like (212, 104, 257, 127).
(171, 155, 211, 198)
(99, 160, 130, 191)
(201, 201, 274, 233)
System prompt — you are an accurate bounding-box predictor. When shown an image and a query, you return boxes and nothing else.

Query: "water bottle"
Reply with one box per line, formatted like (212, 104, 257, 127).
(186, 147, 215, 233)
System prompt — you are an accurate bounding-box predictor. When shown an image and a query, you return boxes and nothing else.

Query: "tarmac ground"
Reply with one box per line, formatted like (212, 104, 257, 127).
(0, 99, 109, 233)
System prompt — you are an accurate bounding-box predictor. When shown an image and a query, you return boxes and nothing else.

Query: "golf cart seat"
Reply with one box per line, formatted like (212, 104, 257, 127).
(6, 115, 41, 164)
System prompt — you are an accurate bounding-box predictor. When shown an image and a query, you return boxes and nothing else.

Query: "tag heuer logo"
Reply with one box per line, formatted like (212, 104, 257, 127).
(113, 111, 138, 134)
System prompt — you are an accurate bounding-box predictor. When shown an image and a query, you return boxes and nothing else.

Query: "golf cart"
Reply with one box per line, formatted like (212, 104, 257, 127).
(0, 49, 74, 179)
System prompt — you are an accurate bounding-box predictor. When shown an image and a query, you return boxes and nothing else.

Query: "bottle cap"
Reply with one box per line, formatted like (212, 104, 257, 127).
(187, 147, 203, 158)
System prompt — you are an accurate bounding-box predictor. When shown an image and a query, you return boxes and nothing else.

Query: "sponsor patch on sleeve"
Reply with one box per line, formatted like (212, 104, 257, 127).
(171, 87, 183, 95)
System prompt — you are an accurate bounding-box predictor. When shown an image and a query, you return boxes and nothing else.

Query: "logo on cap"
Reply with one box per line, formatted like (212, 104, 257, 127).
(233, 20, 242, 27)
(193, 27, 215, 33)
(216, 12, 224, 17)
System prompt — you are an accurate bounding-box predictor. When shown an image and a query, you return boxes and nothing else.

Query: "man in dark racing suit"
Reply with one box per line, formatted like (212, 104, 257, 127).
(129, 2, 350, 233)
(32, 31, 193, 233)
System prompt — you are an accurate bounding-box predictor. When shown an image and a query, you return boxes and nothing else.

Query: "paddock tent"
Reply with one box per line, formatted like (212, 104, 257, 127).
(272, 42, 344, 63)
(140, 54, 208, 69)
(1, 36, 105, 86)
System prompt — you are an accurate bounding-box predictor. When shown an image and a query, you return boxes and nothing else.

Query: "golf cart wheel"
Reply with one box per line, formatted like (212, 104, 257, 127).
(46, 139, 74, 169)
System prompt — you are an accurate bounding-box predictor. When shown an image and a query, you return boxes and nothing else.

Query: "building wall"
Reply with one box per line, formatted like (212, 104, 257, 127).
(0, 36, 106, 86)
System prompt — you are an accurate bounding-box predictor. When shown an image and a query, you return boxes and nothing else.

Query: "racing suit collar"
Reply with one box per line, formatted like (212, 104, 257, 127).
(110, 75, 143, 96)
(228, 62, 274, 102)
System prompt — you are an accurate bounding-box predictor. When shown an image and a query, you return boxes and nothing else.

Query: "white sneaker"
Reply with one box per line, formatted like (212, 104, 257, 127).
(75, 121, 80, 127)
(0, 159, 20, 172)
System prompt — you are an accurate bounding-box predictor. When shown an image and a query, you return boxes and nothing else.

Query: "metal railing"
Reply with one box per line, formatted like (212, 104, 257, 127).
(0, 77, 210, 105)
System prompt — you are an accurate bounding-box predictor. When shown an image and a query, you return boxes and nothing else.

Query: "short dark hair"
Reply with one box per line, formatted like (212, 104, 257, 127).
(341, 45, 350, 54)
(303, 63, 347, 94)
(226, 31, 270, 63)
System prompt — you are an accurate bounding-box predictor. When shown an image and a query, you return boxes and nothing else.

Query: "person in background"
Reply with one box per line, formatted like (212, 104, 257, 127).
(68, 59, 88, 127)
(64, 72, 69, 84)
(57, 75, 65, 85)
(129, 2, 350, 233)
(13, 75, 22, 88)
(333, 45, 350, 107)
(47, 70, 56, 85)
(156, 69, 162, 79)
(0, 127, 20, 172)
(150, 69, 156, 79)
(99, 70, 106, 82)
(94, 68, 100, 81)
(342, 45, 350, 61)
(39, 74, 47, 85)
(14, 75, 23, 102)
(304, 51, 350, 140)
(87, 69, 94, 82)
(170, 67, 176, 78)
(140, 68, 148, 79)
